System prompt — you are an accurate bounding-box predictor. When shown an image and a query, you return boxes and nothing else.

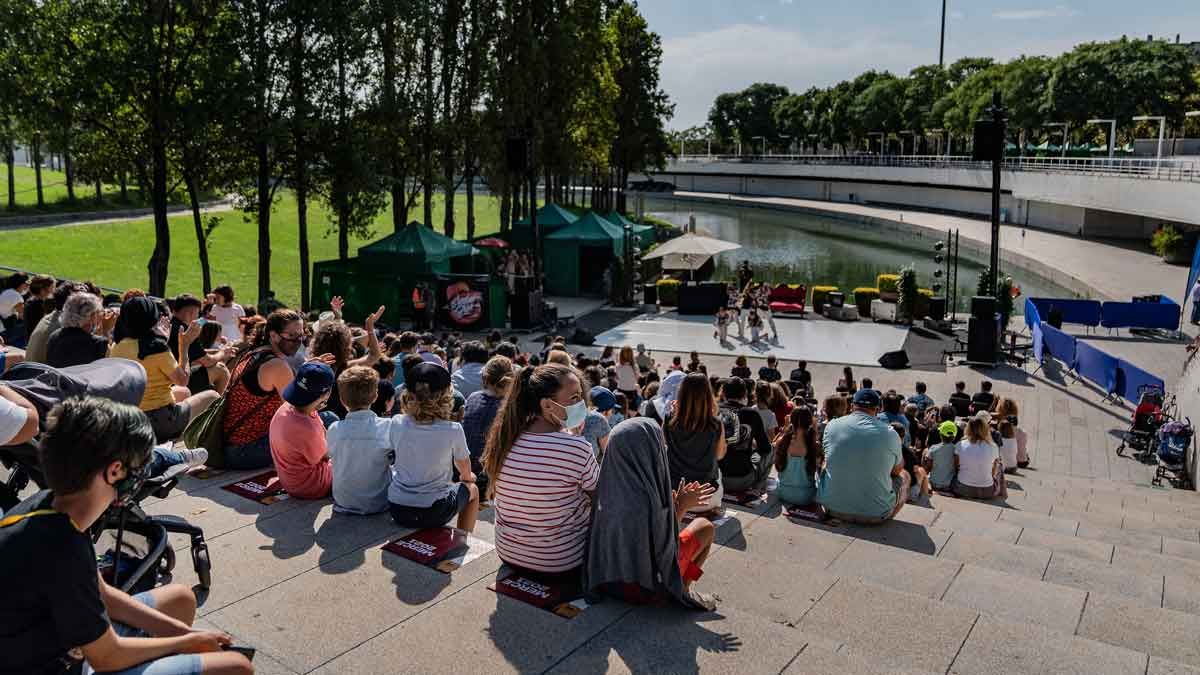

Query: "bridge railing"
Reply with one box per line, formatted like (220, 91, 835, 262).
(672, 154, 1200, 182)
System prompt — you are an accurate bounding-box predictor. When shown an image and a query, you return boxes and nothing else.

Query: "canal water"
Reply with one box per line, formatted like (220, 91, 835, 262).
(644, 197, 1076, 314)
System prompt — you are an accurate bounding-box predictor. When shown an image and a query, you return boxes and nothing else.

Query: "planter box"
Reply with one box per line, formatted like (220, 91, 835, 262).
(871, 299, 898, 322)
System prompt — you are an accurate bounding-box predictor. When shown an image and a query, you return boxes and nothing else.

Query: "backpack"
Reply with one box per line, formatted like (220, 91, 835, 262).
(717, 405, 753, 456)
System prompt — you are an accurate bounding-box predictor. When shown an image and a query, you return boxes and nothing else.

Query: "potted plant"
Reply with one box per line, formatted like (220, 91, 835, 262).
(897, 266, 919, 323)
(876, 274, 901, 302)
(853, 287, 880, 317)
(1151, 225, 1188, 264)
(811, 285, 838, 314)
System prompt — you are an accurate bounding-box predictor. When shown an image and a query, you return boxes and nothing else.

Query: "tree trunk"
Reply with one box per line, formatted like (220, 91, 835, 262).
(439, 1, 458, 238)
(95, 178, 102, 204)
(379, 1, 404, 233)
(4, 137, 13, 210)
(147, 137, 171, 297)
(256, 139, 272, 305)
(63, 132, 75, 202)
(32, 135, 44, 208)
(184, 167, 212, 294)
(119, 170, 128, 202)
(338, 207, 349, 260)
(421, 4, 434, 228)
(464, 153, 475, 241)
(291, 18, 311, 311)
(499, 185, 510, 232)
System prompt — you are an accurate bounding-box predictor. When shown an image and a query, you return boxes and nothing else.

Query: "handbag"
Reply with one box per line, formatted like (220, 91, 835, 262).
(181, 348, 272, 468)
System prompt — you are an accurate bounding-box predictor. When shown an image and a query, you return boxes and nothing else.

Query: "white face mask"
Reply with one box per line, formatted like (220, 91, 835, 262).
(552, 399, 588, 430)
(284, 345, 307, 371)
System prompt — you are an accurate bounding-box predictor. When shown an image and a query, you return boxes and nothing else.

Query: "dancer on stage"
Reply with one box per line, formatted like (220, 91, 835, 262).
(747, 308, 764, 345)
(725, 284, 743, 340)
(712, 306, 731, 344)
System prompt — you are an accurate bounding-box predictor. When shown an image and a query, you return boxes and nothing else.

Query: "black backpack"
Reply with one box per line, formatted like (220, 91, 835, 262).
(717, 404, 753, 456)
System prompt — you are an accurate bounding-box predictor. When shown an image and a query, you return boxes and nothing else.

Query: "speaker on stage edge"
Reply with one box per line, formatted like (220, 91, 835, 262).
(878, 349, 910, 370)
(970, 295, 997, 321)
(571, 328, 595, 346)
(928, 296, 947, 322)
(967, 316, 998, 364)
(511, 285, 542, 329)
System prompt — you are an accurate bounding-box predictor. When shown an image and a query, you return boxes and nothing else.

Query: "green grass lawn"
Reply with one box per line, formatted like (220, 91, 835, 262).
(0, 190, 511, 306)
(0, 165, 153, 214)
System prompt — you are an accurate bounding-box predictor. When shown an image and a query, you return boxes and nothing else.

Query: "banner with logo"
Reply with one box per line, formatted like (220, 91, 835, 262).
(436, 274, 490, 330)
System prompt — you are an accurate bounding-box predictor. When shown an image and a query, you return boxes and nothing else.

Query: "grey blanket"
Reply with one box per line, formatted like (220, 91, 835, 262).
(584, 417, 699, 608)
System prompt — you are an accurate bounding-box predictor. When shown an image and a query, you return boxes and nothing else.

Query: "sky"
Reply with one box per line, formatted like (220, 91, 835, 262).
(640, 0, 1200, 129)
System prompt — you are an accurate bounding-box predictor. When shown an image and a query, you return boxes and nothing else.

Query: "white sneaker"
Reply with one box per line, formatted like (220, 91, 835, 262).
(178, 448, 210, 468)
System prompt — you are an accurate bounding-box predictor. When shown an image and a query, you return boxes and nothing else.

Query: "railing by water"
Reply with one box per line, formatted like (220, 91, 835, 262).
(672, 154, 1200, 182)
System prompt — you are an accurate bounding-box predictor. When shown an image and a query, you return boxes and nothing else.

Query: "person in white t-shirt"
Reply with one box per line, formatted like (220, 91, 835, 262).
(206, 285, 245, 344)
(0, 385, 38, 448)
(953, 415, 1006, 499)
(997, 420, 1019, 473)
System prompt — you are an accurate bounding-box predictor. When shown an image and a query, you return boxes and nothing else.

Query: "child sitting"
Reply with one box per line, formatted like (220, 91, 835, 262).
(327, 366, 394, 515)
(387, 362, 480, 532)
(924, 421, 959, 492)
(891, 422, 931, 501)
(269, 362, 336, 500)
(998, 420, 1019, 474)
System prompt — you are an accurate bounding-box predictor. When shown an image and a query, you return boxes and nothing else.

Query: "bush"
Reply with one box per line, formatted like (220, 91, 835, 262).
(876, 274, 901, 294)
(1151, 224, 1186, 261)
(897, 266, 920, 322)
(656, 278, 681, 306)
(853, 287, 880, 316)
(811, 285, 838, 314)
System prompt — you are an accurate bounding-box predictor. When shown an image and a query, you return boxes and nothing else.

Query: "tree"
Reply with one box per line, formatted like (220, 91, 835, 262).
(1000, 56, 1051, 151)
(851, 74, 905, 150)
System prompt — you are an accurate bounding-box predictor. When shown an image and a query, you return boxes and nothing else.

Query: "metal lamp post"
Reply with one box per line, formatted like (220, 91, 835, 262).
(1132, 115, 1167, 176)
(1086, 118, 1117, 158)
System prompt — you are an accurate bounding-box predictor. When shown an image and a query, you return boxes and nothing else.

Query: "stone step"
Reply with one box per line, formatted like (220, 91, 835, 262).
(1014, 470, 1200, 505)
(1007, 478, 1200, 523)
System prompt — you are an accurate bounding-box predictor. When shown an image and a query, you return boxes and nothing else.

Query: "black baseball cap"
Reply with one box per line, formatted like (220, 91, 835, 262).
(407, 361, 451, 394)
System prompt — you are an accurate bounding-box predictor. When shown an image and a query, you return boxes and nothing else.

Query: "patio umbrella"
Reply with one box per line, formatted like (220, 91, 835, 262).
(474, 237, 510, 248)
(642, 232, 741, 279)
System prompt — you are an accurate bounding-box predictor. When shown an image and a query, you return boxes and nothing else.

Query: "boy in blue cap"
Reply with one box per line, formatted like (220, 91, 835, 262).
(270, 361, 337, 499)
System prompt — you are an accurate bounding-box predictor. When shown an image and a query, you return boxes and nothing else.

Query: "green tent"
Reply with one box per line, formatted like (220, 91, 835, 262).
(544, 212, 626, 296)
(603, 210, 655, 249)
(357, 220, 477, 274)
(510, 203, 579, 249)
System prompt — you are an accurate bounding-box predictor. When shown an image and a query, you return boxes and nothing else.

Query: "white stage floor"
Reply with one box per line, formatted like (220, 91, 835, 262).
(592, 312, 910, 366)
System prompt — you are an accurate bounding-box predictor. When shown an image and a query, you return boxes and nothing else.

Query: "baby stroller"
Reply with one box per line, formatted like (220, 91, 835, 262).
(1115, 384, 1167, 460)
(1153, 418, 1194, 489)
(0, 359, 211, 592)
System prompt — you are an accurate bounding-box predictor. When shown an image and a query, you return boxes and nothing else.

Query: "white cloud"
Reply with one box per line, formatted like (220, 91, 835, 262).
(757, 14, 766, 22)
(993, 5, 1079, 20)
(950, 10, 965, 20)
(779, 0, 794, 4)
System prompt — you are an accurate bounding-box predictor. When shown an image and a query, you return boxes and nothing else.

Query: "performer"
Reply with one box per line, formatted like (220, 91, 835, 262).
(713, 306, 730, 344)
(748, 307, 764, 344)
(737, 260, 753, 293)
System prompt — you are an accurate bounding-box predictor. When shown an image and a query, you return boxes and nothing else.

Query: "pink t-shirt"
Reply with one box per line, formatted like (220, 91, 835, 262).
(269, 403, 332, 499)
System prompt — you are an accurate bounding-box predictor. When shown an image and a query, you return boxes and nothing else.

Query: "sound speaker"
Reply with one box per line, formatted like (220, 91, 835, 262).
(827, 291, 845, 308)
(928, 296, 947, 321)
(571, 328, 595, 346)
(511, 286, 542, 329)
(506, 137, 528, 173)
(878, 349, 910, 369)
(967, 316, 998, 364)
(972, 119, 1003, 162)
(1047, 307, 1063, 330)
(643, 283, 657, 305)
(971, 295, 997, 320)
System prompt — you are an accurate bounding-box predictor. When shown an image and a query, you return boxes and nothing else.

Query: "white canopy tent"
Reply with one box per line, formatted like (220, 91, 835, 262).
(642, 233, 742, 273)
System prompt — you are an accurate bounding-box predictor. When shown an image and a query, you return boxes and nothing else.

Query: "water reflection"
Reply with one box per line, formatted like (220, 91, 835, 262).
(645, 198, 1073, 314)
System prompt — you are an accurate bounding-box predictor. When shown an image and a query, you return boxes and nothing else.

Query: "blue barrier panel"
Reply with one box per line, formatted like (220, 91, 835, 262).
(1116, 359, 1165, 402)
(1075, 341, 1119, 394)
(1032, 321, 1045, 365)
(1024, 297, 1041, 331)
(1040, 323, 1077, 368)
(1030, 298, 1102, 327)
(1100, 297, 1181, 330)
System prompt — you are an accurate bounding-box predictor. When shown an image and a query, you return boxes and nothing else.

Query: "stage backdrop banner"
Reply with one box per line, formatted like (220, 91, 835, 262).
(436, 274, 490, 331)
(1185, 240, 1200, 319)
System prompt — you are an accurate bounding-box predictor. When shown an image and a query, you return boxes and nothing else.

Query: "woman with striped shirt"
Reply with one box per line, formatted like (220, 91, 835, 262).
(484, 363, 599, 584)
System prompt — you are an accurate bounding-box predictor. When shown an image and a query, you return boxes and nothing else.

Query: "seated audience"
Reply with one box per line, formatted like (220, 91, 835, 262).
(948, 381, 972, 417)
(389, 331, 419, 387)
(641, 369, 683, 423)
(818, 394, 848, 442)
(207, 284, 245, 344)
(998, 419, 1019, 473)
(610, 391, 629, 427)
(269, 362, 336, 499)
(461, 356, 513, 493)
(716, 377, 773, 493)
(995, 397, 1029, 468)
(22, 275, 55, 331)
(876, 390, 909, 445)
(546, 349, 573, 367)
(754, 381, 779, 436)
(388, 362, 480, 532)
(817, 389, 909, 524)
(788, 360, 811, 393)
(925, 421, 959, 492)
(635, 343, 655, 372)
(584, 386, 617, 460)
(0, 272, 28, 347)
(327, 366, 392, 515)
(953, 414, 1006, 499)
(904, 403, 928, 450)
(686, 351, 705, 374)
(24, 281, 85, 364)
(0, 397, 252, 675)
(109, 297, 219, 443)
(309, 306, 385, 420)
(775, 407, 821, 507)
(669, 355, 683, 371)
(221, 310, 307, 469)
(971, 380, 996, 413)
(168, 294, 230, 395)
(585, 418, 717, 611)
(46, 292, 115, 368)
(373, 379, 396, 417)
(451, 341, 488, 398)
(730, 355, 751, 379)
(665, 373, 726, 510)
(908, 381, 934, 414)
(860, 377, 874, 392)
(893, 422, 931, 501)
(838, 366, 857, 394)
(757, 355, 781, 382)
(484, 363, 599, 582)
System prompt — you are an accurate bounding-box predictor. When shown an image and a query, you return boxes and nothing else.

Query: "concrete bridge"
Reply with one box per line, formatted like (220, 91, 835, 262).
(642, 155, 1200, 239)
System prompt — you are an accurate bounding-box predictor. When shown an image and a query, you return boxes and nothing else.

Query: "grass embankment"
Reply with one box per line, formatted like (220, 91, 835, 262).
(0, 165, 158, 214)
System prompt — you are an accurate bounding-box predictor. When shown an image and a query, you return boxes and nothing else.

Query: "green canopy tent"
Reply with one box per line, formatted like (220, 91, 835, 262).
(544, 212, 626, 296)
(357, 220, 478, 273)
(603, 210, 655, 249)
(510, 203, 579, 250)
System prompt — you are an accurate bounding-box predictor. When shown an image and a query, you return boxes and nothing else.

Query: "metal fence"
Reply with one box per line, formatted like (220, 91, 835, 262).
(672, 154, 1200, 182)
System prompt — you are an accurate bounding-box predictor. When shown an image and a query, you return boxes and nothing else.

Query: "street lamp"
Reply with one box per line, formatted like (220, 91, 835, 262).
(751, 135, 766, 156)
(1132, 115, 1166, 175)
(1043, 122, 1069, 158)
(779, 134, 792, 156)
(1086, 118, 1117, 158)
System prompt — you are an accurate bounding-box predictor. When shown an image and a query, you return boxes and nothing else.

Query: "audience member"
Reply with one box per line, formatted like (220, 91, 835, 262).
(998, 420, 1019, 473)
(908, 381, 934, 414)
(686, 351, 705, 373)
(546, 349, 572, 367)
(754, 381, 779, 436)
(642, 369, 684, 424)
(451, 340, 488, 398)
(838, 366, 857, 394)
(664, 373, 725, 510)
(635, 343, 655, 372)
(167, 293, 229, 395)
(484, 363, 599, 582)
(373, 379, 396, 417)
(819, 394, 847, 442)
(615, 346, 639, 404)
(971, 380, 996, 413)
(309, 306, 385, 419)
(716, 377, 773, 493)
(876, 390, 909, 445)
(389, 332, 419, 386)
(953, 414, 1006, 499)
(269, 362, 335, 499)
(207, 285, 245, 344)
(45, 293, 115, 368)
(905, 403, 928, 450)
(0, 273, 28, 347)
(24, 281, 85, 364)
(925, 421, 959, 492)
(388, 362, 480, 532)
(730, 355, 751, 379)
(758, 355, 781, 382)
(326, 366, 391, 515)
(817, 389, 908, 524)
(109, 297, 219, 443)
(461, 356, 512, 494)
(581, 386, 614, 460)
(0, 397, 253, 675)
(860, 377, 874, 392)
(995, 397, 1029, 468)
(669, 355, 683, 371)
(948, 381, 971, 417)
(775, 407, 822, 507)
(221, 310, 308, 469)
(788, 360, 811, 393)
(586, 418, 717, 610)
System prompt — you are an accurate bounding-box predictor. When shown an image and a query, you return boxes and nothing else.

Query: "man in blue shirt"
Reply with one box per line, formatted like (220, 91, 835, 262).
(818, 389, 909, 524)
(906, 381, 934, 414)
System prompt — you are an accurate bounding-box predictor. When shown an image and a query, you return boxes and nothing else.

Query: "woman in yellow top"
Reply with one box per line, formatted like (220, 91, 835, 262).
(109, 297, 220, 443)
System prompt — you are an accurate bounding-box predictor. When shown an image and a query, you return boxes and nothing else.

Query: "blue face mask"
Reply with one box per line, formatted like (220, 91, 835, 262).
(553, 400, 588, 430)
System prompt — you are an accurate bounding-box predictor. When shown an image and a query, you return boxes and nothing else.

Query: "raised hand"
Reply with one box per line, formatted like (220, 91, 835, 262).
(364, 305, 386, 329)
(330, 296, 345, 317)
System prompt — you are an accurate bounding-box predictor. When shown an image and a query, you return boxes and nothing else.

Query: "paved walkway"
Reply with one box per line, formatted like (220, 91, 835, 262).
(672, 191, 1189, 302)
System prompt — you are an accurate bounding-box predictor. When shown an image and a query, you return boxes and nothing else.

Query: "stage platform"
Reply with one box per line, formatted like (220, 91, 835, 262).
(592, 311, 910, 366)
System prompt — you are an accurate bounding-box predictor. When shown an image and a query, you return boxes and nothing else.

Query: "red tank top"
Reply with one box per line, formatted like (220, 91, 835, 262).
(223, 351, 284, 446)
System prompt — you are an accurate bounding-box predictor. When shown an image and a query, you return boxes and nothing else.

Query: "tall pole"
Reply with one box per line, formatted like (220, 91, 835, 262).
(939, 0, 947, 67)
(987, 89, 1005, 295)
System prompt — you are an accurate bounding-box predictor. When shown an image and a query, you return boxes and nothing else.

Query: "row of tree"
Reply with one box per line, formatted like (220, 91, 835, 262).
(0, 0, 673, 308)
(688, 38, 1200, 156)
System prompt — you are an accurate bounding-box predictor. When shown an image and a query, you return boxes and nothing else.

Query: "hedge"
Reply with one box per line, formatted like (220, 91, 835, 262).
(656, 278, 681, 306)
(811, 285, 838, 314)
(876, 274, 901, 295)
